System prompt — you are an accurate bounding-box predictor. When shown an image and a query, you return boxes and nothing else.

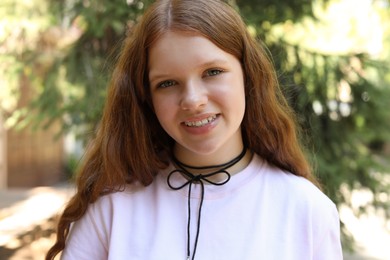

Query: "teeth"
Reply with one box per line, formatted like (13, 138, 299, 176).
(184, 115, 217, 127)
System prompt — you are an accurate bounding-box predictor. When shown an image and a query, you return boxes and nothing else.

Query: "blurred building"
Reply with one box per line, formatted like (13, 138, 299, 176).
(3, 123, 64, 188)
(0, 125, 65, 189)
(0, 113, 6, 189)
(0, 77, 65, 189)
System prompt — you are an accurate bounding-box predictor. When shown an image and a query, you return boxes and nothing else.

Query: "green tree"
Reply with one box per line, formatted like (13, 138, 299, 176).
(238, 0, 390, 249)
(16, 0, 154, 137)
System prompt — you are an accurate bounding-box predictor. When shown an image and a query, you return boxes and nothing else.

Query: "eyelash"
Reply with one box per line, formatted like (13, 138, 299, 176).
(157, 80, 176, 88)
(205, 68, 224, 77)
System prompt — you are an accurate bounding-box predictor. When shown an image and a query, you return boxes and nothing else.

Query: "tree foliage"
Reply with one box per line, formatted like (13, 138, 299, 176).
(238, 0, 390, 246)
(18, 0, 154, 136)
(237, 0, 390, 249)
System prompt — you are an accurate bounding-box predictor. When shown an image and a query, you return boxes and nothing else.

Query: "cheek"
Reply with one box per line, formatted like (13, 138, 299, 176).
(216, 80, 245, 107)
(151, 93, 162, 111)
(152, 97, 172, 125)
(228, 81, 246, 119)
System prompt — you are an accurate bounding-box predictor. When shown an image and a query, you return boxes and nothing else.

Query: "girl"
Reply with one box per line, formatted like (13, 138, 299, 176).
(47, 0, 343, 259)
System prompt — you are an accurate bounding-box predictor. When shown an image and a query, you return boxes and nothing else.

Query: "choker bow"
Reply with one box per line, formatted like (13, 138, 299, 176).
(167, 147, 247, 260)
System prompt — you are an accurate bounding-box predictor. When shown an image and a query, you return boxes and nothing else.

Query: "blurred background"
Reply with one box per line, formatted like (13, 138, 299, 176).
(0, 0, 389, 259)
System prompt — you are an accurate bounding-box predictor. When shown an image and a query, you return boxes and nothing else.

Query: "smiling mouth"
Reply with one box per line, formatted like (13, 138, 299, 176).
(184, 115, 217, 127)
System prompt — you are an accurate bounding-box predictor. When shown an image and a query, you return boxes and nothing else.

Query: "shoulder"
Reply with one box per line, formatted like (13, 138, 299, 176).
(89, 171, 172, 215)
(249, 154, 342, 258)
(91, 181, 160, 210)
(257, 155, 340, 233)
(252, 154, 337, 214)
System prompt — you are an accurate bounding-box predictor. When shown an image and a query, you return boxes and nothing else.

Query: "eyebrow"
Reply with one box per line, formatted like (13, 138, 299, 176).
(198, 58, 230, 68)
(149, 58, 230, 83)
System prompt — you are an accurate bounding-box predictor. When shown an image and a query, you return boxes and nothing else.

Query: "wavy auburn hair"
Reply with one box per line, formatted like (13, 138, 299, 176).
(46, 0, 319, 258)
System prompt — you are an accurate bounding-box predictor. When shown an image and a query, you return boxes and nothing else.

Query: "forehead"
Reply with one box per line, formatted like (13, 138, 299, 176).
(148, 31, 234, 74)
(149, 30, 218, 56)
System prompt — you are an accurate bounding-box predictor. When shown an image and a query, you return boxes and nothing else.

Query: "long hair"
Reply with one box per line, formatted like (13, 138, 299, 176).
(46, 0, 318, 258)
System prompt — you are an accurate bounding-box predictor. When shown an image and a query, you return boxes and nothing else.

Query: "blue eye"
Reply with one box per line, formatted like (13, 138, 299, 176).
(205, 69, 223, 77)
(158, 80, 176, 88)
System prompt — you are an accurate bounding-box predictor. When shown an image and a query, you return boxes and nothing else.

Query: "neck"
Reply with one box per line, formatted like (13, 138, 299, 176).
(172, 147, 252, 183)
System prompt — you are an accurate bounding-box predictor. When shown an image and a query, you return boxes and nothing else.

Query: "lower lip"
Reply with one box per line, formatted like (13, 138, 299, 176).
(182, 116, 219, 135)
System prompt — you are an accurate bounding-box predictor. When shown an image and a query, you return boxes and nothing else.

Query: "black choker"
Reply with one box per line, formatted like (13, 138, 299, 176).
(167, 147, 247, 260)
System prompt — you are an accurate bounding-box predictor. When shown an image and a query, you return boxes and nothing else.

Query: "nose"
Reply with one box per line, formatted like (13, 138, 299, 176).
(180, 81, 208, 111)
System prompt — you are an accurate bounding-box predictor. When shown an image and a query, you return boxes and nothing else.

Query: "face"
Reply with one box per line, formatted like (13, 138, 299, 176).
(148, 31, 246, 163)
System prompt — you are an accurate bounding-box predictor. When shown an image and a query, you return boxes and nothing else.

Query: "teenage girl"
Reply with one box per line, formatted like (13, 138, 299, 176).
(46, 0, 343, 259)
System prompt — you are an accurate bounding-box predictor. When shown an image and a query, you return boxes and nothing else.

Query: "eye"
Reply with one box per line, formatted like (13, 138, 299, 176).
(204, 69, 224, 77)
(157, 80, 176, 88)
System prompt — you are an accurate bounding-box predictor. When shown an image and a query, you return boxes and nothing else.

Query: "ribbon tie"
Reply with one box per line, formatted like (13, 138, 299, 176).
(167, 147, 247, 260)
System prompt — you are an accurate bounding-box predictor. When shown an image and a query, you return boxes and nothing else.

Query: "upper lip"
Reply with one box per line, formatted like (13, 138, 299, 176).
(182, 113, 218, 124)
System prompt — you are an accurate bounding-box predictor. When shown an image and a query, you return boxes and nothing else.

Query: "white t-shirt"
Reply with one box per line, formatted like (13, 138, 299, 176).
(62, 154, 342, 260)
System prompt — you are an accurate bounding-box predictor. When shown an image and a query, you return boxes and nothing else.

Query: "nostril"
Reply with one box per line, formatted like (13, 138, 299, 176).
(180, 95, 208, 110)
(179, 82, 208, 110)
